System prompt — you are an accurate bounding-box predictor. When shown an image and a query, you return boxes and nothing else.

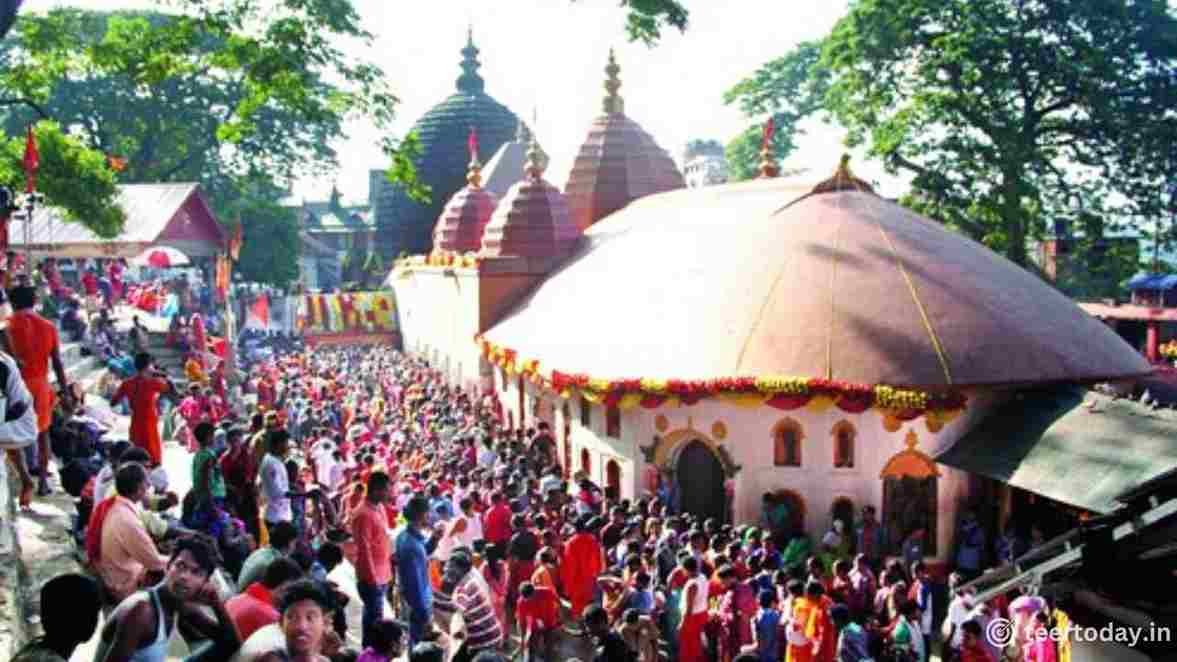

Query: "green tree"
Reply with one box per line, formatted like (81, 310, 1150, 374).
(723, 41, 828, 181)
(232, 195, 300, 287)
(0, 3, 410, 282)
(725, 1, 1177, 266)
(0, 121, 123, 235)
(570, 0, 688, 46)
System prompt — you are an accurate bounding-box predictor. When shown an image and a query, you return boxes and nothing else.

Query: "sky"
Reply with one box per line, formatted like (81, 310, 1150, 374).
(29, 0, 908, 204)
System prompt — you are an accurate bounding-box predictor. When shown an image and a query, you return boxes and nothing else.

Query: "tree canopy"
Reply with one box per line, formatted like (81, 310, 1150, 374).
(0, 1, 413, 284)
(724, 0, 1177, 267)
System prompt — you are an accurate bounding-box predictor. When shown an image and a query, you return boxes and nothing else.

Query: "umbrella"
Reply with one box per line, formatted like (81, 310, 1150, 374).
(132, 246, 190, 269)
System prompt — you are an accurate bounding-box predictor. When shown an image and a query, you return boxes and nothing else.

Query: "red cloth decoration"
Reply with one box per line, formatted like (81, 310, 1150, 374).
(22, 125, 39, 193)
(84, 496, 119, 564)
(835, 392, 874, 414)
(764, 393, 812, 410)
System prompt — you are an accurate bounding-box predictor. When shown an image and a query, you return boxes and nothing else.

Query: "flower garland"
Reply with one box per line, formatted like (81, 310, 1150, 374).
(392, 251, 481, 275)
(1161, 339, 1177, 360)
(474, 335, 967, 417)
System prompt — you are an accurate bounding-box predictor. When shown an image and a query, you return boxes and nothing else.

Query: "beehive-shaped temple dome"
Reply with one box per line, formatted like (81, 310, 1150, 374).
(432, 131, 498, 253)
(486, 160, 1149, 388)
(481, 138, 580, 258)
(372, 30, 526, 258)
(563, 50, 684, 232)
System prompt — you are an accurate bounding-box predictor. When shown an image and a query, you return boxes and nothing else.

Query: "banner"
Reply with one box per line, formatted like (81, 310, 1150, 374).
(297, 291, 397, 334)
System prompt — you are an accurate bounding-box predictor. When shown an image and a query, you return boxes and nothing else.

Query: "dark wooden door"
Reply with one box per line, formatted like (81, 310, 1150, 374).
(677, 440, 727, 523)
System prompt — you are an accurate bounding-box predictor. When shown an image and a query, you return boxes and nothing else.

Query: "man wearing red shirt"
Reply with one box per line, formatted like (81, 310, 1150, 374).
(351, 470, 393, 648)
(515, 581, 559, 659)
(111, 353, 174, 466)
(960, 620, 996, 662)
(482, 491, 513, 548)
(5, 286, 71, 498)
(225, 556, 302, 640)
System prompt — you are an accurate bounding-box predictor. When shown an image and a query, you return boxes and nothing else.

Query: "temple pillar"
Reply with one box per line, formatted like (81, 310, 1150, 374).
(1146, 320, 1160, 363)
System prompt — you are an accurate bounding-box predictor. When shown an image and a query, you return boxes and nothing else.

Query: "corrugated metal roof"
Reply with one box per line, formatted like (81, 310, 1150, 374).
(10, 182, 199, 247)
(936, 388, 1177, 514)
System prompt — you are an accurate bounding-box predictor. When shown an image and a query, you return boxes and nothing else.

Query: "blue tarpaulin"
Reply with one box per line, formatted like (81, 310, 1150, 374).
(1126, 273, 1177, 291)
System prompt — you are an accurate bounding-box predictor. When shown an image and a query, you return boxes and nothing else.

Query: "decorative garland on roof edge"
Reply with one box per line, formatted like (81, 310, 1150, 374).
(474, 335, 967, 418)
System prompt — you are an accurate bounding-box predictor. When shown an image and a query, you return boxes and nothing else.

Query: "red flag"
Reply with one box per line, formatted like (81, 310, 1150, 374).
(250, 294, 270, 327)
(468, 127, 478, 161)
(22, 126, 39, 193)
(761, 118, 775, 151)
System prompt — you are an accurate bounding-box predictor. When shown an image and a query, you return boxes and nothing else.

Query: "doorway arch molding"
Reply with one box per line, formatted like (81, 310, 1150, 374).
(644, 418, 742, 478)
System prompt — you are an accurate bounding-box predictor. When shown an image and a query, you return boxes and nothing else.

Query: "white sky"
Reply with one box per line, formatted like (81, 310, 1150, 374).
(29, 0, 908, 203)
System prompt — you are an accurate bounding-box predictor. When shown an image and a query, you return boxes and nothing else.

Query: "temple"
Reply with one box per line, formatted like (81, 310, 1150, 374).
(371, 30, 531, 259)
(386, 49, 1159, 571)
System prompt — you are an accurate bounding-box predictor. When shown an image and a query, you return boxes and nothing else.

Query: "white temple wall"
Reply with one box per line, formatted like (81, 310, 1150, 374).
(391, 269, 485, 391)
(496, 380, 1001, 563)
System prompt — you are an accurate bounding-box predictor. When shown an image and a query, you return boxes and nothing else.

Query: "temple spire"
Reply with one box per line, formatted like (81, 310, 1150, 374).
(603, 49, 624, 115)
(456, 28, 485, 94)
(524, 132, 548, 181)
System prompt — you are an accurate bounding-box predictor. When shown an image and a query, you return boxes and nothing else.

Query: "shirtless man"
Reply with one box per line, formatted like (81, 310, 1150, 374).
(95, 535, 239, 662)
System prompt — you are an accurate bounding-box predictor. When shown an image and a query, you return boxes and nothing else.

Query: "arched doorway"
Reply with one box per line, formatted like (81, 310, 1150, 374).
(677, 440, 727, 523)
(561, 402, 572, 478)
(831, 496, 855, 531)
(880, 430, 940, 556)
(580, 448, 592, 475)
(605, 459, 622, 500)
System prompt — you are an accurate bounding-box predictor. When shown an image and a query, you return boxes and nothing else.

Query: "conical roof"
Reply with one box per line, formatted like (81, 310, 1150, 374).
(564, 50, 684, 233)
(481, 138, 580, 258)
(486, 164, 1149, 388)
(372, 30, 525, 258)
(432, 142, 498, 253)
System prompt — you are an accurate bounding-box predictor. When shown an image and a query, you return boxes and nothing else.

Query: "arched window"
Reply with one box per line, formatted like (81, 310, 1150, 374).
(580, 448, 592, 474)
(832, 420, 856, 468)
(605, 459, 622, 498)
(772, 418, 803, 467)
(606, 405, 621, 438)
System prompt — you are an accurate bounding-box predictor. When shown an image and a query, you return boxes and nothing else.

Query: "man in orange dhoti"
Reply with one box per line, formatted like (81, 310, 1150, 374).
(5, 286, 71, 501)
(561, 516, 604, 620)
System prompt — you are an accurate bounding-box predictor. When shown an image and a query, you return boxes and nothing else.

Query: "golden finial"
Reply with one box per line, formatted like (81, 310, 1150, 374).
(467, 155, 482, 188)
(524, 134, 547, 180)
(603, 49, 625, 115)
(810, 153, 876, 195)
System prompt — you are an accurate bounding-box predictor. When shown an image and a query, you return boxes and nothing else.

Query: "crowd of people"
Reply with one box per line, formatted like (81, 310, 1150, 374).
(2, 293, 1080, 662)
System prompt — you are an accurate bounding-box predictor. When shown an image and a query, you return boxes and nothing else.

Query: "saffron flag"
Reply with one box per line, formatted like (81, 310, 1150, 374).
(761, 117, 775, 151)
(228, 222, 243, 261)
(468, 127, 479, 161)
(22, 126, 39, 193)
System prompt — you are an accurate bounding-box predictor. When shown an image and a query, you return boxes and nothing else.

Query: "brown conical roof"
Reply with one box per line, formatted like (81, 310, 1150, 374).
(480, 138, 580, 258)
(485, 168, 1149, 388)
(432, 138, 498, 253)
(563, 51, 684, 232)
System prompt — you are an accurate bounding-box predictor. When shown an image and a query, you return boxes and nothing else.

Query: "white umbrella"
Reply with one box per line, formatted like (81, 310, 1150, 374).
(131, 245, 190, 268)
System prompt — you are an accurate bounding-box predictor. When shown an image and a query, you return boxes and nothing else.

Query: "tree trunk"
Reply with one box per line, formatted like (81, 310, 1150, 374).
(1001, 169, 1028, 266)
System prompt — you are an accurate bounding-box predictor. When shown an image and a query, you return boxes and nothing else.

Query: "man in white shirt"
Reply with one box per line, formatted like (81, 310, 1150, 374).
(259, 430, 293, 528)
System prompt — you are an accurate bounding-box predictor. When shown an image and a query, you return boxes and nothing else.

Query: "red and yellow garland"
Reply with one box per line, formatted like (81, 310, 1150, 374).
(393, 251, 481, 275)
(475, 335, 966, 419)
